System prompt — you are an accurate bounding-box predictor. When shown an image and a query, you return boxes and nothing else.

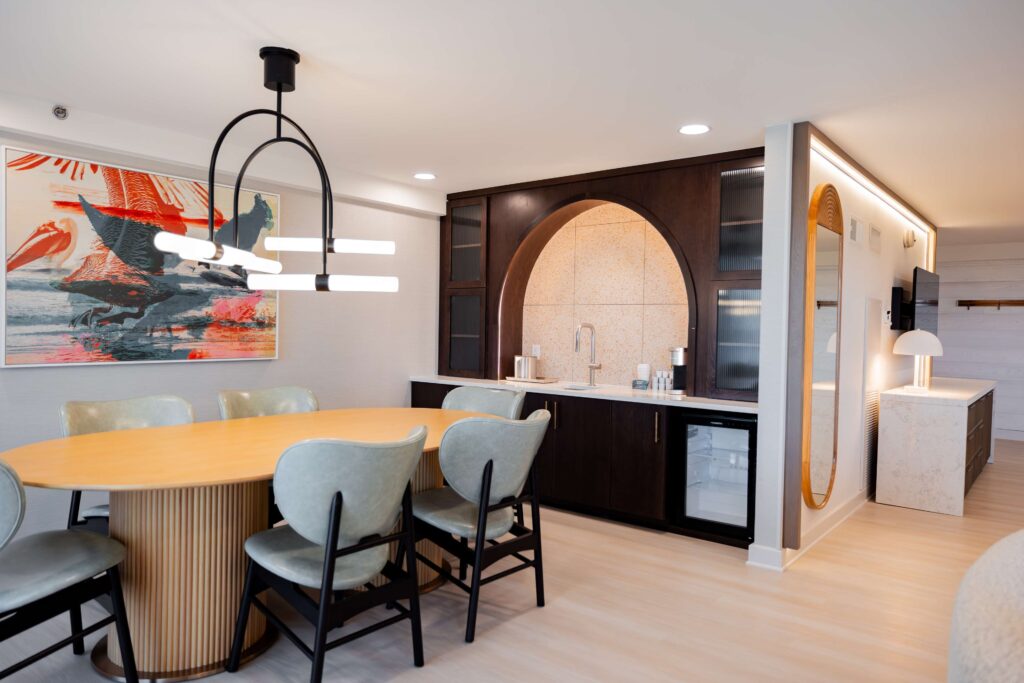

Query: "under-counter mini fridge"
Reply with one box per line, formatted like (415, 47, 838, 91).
(667, 410, 757, 547)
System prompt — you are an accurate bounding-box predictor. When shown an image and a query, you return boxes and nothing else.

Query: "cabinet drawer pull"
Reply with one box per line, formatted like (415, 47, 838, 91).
(654, 411, 660, 444)
(554, 401, 560, 430)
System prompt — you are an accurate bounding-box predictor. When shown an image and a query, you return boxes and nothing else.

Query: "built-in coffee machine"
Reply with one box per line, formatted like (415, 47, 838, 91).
(670, 346, 687, 395)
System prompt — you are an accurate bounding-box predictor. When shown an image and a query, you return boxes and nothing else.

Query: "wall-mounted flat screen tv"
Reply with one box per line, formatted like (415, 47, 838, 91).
(912, 267, 940, 334)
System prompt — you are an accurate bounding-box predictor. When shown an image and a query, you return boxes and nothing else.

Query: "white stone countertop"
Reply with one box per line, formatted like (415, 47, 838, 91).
(410, 375, 758, 415)
(881, 377, 997, 406)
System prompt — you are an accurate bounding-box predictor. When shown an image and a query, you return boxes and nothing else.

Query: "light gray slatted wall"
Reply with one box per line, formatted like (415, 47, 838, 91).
(935, 241, 1024, 440)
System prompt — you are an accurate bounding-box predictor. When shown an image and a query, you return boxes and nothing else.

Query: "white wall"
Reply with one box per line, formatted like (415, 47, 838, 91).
(748, 123, 792, 570)
(935, 240, 1024, 440)
(798, 151, 929, 546)
(0, 133, 440, 537)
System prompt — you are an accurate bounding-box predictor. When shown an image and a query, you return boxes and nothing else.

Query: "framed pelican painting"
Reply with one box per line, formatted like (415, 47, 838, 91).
(1, 146, 280, 367)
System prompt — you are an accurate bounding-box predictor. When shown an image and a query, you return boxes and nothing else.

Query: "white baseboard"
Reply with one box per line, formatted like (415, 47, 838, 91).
(746, 544, 786, 571)
(995, 429, 1024, 442)
(783, 494, 869, 567)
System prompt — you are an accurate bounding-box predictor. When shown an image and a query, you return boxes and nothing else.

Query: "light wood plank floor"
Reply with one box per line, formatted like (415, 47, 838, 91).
(5, 441, 1022, 682)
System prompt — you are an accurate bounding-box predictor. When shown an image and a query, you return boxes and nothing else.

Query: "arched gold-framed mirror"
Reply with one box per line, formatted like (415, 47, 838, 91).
(802, 183, 844, 509)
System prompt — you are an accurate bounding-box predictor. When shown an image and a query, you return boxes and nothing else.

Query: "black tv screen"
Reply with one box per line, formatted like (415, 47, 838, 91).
(912, 267, 939, 334)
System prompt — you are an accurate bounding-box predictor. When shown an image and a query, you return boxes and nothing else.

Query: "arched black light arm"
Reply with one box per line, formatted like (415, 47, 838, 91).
(232, 136, 332, 275)
(205, 108, 334, 247)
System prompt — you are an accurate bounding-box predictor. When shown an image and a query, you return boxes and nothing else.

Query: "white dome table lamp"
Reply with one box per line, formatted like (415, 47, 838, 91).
(893, 329, 943, 393)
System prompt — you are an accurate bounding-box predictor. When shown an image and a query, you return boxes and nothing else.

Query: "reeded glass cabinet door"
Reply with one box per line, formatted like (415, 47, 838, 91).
(717, 165, 764, 275)
(714, 288, 761, 395)
(447, 199, 486, 286)
(447, 291, 484, 374)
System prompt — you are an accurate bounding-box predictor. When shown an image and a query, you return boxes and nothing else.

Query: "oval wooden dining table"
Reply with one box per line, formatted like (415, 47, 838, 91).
(0, 406, 486, 681)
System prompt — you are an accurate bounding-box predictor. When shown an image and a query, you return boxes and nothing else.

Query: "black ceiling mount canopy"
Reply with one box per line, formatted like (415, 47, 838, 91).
(259, 46, 300, 92)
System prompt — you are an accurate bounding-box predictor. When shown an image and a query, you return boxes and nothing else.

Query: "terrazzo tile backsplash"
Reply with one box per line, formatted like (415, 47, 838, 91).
(522, 203, 689, 386)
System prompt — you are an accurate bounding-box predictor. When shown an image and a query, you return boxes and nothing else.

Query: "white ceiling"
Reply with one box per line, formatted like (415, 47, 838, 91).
(1, 0, 1022, 233)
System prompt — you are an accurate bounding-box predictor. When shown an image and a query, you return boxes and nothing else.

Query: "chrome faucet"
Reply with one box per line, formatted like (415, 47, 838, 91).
(574, 322, 601, 386)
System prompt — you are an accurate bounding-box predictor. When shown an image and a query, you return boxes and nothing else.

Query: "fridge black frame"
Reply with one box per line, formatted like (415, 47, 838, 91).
(666, 409, 757, 548)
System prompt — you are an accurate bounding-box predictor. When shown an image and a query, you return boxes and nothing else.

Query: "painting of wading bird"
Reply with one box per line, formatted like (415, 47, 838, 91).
(2, 147, 280, 366)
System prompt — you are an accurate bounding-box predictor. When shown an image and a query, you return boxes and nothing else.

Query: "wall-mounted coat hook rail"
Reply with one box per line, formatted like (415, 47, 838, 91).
(956, 299, 1024, 310)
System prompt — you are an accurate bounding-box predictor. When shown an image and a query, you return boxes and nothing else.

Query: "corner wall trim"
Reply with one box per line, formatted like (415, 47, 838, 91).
(746, 544, 786, 571)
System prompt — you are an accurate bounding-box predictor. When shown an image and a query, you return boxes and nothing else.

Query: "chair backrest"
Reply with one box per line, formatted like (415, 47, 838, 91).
(273, 427, 427, 549)
(442, 386, 526, 420)
(59, 395, 194, 436)
(0, 461, 26, 551)
(218, 386, 319, 420)
(439, 409, 550, 504)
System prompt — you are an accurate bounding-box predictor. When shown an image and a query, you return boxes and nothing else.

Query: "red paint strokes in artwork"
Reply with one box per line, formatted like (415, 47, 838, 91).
(51, 201, 201, 233)
(188, 349, 209, 360)
(210, 293, 262, 322)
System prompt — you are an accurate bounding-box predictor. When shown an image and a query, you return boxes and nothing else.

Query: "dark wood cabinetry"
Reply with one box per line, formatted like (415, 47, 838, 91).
(436, 149, 764, 399)
(410, 381, 455, 411)
(523, 393, 558, 501)
(965, 391, 994, 495)
(411, 381, 755, 547)
(524, 393, 612, 510)
(438, 197, 488, 377)
(609, 402, 667, 520)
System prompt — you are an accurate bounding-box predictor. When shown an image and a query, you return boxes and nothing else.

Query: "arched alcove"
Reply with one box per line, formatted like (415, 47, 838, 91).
(498, 197, 697, 386)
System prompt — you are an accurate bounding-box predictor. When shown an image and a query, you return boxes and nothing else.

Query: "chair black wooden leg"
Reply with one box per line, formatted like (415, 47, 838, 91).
(108, 566, 139, 683)
(310, 585, 332, 683)
(227, 559, 258, 672)
(531, 498, 545, 607)
(458, 536, 468, 581)
(69, 604, 85, 655)
(406, 538, 425, 667)
(310, 491, 342, 683)
(465, 460, 493, 643)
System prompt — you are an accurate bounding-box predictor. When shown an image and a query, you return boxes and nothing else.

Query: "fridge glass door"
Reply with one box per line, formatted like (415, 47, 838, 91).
(686, 423, 750, 527)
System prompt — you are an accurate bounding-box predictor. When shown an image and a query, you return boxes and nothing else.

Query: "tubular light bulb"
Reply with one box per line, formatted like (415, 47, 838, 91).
(154, 231, 215, 259)
(153, 231, 282, 273)
(208, 244, 283, 274)
(263, 236, 396, 255)
(247, 273, 399, 292)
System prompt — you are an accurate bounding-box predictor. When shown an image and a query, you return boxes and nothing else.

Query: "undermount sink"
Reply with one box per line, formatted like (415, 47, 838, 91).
(562, 384, 597, 391)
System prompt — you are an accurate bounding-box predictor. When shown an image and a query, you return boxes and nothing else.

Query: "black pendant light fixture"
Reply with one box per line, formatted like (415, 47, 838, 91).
(154, 47, 398, 292)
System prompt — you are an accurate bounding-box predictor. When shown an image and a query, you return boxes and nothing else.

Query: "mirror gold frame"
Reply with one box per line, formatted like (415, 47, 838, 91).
(801, 183, 844, 509)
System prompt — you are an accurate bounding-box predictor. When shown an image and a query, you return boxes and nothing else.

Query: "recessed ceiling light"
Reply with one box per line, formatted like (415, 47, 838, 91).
(678, 124, 711, 136)
(413, 172, 436, 180)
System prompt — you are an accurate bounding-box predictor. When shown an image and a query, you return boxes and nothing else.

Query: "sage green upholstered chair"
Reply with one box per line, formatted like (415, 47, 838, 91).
(0, 460, 138, 681)
(227, 427, 428, 683)
(218, 387, 319, 527)
(217, 386, 319, 420)
(412, 409, 550, 643)
(441, 386, 526, 420)
(59, 395, 194, 526)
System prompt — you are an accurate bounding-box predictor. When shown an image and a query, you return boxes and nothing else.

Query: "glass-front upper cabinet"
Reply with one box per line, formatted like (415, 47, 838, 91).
(445, 197, 487, 287)
(716, 162, 765, 277)
(711, 287, 762, 399)
(446, 291, 485, 375)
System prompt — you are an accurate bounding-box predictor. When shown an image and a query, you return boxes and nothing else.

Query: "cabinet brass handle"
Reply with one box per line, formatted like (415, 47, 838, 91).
(654, 411, 660, 444)
(554, 401, 559, 430)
